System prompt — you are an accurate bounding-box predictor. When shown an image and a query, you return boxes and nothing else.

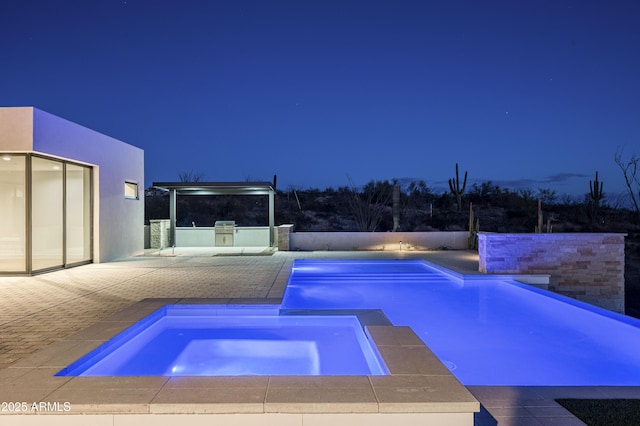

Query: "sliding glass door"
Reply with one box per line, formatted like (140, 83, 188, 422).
(0, 154, 93, 274)
(0, 154, 26, 272)
(31, 157, 64, 271)
(31, 157, 93, 272)
(65, 164, 92, 265)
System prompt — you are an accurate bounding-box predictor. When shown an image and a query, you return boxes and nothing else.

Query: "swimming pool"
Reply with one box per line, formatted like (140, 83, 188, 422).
(281, 259, 640, 386)
(57, 258, 640, 385)
(56, 305, 388, 376)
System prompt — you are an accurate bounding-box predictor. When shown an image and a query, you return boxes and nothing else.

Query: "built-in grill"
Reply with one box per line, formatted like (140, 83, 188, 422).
(214, 220, 235, 246)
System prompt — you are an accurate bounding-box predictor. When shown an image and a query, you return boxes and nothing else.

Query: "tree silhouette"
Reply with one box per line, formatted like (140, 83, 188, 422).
(345, 177, 393, 231)
(178, 170, 205, 182)
(615, 148, 640, 223)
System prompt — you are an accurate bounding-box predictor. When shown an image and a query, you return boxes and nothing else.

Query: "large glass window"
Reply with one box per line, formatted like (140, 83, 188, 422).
(66, 164, 92, 264)
(0, 155, 93, 274)
(31, 157, 64, 271)
(0, 154, 26, 272)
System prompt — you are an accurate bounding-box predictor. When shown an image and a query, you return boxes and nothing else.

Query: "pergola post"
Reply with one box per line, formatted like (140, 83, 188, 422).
(169, 189, 176, 247)
(269, 189, 275, 247)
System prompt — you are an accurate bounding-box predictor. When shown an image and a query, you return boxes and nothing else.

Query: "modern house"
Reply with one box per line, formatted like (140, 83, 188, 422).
(0, 107, 144, 274)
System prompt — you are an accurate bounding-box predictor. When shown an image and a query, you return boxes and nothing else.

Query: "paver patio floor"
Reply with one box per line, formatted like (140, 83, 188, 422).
(1, 249, 638, 425)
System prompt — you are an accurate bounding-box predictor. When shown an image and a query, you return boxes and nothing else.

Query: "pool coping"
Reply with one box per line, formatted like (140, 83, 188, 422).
(0, 298, 480, 420)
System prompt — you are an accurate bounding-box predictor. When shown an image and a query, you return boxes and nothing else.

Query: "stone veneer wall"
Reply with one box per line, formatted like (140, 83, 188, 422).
(478, 233, 626, 313)
(277, 224, 294, 251)
(149, 219, 170, 249)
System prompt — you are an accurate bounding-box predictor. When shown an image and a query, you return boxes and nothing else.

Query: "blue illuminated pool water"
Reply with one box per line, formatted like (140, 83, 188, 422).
(58, 259, 640, 385)
(56, 305, 388, 376)
(281, 259, 640, 386)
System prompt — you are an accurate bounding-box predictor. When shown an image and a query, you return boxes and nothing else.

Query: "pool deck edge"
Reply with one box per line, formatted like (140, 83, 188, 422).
(0, 298, 479, 424)
(3, 250, 637, 425)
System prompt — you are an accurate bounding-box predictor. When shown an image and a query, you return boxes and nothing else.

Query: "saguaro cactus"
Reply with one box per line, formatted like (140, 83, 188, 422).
(468, 202, 479, 250)
(589, 171, 604, 206)
(448, 163, 467, 211)
(392, 182, 400, 232)
(588, 171, 604, 226)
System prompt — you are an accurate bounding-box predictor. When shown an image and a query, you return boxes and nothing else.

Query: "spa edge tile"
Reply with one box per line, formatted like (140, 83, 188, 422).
(101, 299, 179, 322)
(264, 399, 379, 414)
(42, 376, 168, 410)
(226, 297, 283, 304)
(136, 298, 184, 304)
(113, 413, 303, 426)
(376, 400, 480, 415)
(366, 325, 425, 346)
(266, 383, 377, 400)
(53, 375, 169, 389)
(150, 400, 265, 414)
(42, 386, 158, 413)
(267, 375, 373, 389)
(301, 412, 474, 426)
(164, 376, 269, 388)
(175, 297, 233, 304)
(61, 321, 134, 341)
(466, 386, 548, 407)
(152, 385, 266, 406)
(7, 340, 104, 368)
(370, 375, 479, 413)
(375, 345, 453, 375)
(265, 378, 378, 413)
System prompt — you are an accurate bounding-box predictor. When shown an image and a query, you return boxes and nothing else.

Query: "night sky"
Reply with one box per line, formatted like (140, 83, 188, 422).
(2, 1, 639, 200)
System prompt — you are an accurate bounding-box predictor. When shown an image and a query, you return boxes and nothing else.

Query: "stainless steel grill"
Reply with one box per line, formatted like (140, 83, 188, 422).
(214, 220, 235, 246)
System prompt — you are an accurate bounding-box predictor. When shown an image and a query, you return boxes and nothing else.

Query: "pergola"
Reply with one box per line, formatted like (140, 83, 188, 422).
(152, 181, 276, 247)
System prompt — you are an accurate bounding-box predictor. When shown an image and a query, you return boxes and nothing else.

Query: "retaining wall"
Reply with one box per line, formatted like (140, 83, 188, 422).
(287, 231, 469, 251)
(478, 233, 626, 313)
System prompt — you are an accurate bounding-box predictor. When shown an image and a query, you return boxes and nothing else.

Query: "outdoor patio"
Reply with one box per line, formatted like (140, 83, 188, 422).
(1, 249, 638, 425)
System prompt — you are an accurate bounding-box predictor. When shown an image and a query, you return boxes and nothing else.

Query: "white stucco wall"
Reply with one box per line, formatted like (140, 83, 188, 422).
(175, 227, 270, 247)
(0, 107, 144, 263)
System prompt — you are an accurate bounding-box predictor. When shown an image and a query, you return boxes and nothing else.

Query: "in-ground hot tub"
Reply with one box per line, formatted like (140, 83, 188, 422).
(55, 304, 388, 377)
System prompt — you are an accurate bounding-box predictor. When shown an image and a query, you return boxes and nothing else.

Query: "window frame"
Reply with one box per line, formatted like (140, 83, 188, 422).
(124, 181, 139, 200)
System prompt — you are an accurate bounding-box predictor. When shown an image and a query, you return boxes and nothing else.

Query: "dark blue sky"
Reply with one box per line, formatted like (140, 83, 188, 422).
(2, 0, 639, 200)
